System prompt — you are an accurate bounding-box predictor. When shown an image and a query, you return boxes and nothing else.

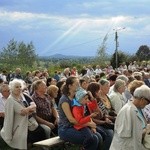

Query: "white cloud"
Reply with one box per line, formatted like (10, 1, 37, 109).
(0, 3, 149, 56)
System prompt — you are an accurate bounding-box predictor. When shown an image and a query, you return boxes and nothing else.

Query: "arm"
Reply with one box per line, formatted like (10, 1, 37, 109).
(52, 107, 59, 125)
(20, 106, 35, 116)
(72, 106, 91, 125)
(35, 115, 55, 129)
(61, 102, 78, 125)
(3, 98, 15, 142)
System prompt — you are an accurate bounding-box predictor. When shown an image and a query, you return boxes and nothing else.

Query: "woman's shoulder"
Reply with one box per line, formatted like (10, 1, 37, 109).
(60, 95, 69, 101)
(7, 94, 15, 101)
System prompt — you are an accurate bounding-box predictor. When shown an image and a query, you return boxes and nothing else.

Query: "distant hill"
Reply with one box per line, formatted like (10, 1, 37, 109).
(39, 53, 95, 59)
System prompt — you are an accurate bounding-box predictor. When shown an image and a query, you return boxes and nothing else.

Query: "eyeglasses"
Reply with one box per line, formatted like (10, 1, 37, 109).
(142, 97, 150, 104)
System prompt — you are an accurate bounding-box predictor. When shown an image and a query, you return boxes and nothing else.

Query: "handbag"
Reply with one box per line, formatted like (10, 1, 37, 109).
(143, 131, 150, 149)
(28, 116, 39, 131)
(22, 93, 39, 131)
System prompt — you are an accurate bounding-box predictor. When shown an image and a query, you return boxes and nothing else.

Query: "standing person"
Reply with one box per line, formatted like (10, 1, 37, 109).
(110, 85, 150, 150)
(58, 76, 100, 150)
(11, 68, 23, 80)
(0, 84, 10, 129)
(80, 66, 87, 76)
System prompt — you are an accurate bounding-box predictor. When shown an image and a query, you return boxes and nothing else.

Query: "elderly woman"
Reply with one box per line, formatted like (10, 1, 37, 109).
(110, 85, 150, 150)
(109, 79, 126, 114)
(0, 79, 45, 149)
(47, 85, 59, 109)
(128, 80, 145, 96)
(98, 79, 116, 122)
(0, 79, 36, 149)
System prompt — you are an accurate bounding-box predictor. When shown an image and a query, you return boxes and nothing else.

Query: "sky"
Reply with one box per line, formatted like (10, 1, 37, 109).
(0, 0, 150, 57)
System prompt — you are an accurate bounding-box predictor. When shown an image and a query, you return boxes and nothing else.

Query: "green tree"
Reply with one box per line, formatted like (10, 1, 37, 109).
(18, 41, 37, 67)
(136, 45, 150, 61)
(0, 39, 18, 68)
(0, 39, 37, 70)
(110, 50, 129, 69)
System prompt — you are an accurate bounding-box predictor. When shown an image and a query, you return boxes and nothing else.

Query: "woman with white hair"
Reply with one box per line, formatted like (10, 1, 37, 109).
(109, 79, 126, 114)
(110, 85, 150, 150)
(0, 79, 45, 149)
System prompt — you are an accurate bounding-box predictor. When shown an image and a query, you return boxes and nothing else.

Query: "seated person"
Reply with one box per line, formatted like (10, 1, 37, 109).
(0, 84, 10, 128)
(72, 87, 103, 149)
(32, 80, 59, 137)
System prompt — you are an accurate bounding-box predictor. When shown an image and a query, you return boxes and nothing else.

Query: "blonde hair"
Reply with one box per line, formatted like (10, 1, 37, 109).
(47, 85, 58, 97)
(128, 80, 144, 95)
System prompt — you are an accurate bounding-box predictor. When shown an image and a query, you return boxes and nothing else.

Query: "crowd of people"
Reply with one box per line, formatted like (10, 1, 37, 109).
(0, 61, 150, 150)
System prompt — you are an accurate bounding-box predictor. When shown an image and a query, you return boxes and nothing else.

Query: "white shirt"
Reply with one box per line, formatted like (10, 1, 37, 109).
(109, 91, 125, 114)
(0, 93, 7, 112)
(94, 68, 102, 75)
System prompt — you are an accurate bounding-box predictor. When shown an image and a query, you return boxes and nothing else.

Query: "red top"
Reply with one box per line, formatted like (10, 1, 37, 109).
(87, 100, 98, 113)
(72, 106, 91, 130)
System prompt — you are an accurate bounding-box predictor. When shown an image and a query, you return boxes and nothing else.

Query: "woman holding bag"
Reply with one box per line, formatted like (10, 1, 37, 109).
(0, 79, 45, 149)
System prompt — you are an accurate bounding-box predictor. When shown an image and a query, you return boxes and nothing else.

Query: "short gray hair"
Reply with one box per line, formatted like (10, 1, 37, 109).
(133, 85, 150, 101)
(116, 75, 128, 83)
(114, 79, 126, 92)
(99, 79, 110, 86)
(9, 79, 24, 93)
(0, 84, 9, 93)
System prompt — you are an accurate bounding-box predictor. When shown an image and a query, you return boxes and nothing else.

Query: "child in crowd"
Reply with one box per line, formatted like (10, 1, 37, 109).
(72, 87, 103, 149)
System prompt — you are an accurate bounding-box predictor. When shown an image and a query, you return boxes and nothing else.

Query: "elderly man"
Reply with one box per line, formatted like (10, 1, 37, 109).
(32, 80, 59, 137)
(110, 85, 150, 150)
(0, 84, 10, 128)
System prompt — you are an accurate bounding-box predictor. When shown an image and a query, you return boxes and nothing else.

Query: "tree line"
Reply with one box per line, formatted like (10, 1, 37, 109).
(0, 39, 150, 73)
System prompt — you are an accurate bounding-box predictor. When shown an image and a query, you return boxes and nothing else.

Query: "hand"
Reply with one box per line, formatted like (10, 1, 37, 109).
(90, 112, 98, 118)
(29, 102, 36, 112)
(21, 107, 34, 116)
(20, 108, 29, 115)
(88, 121, 96, 129)
(47, 122, 55, 129)
(105, 118, 112, 124)
(146, 124, 150, 134)
(91, 128, 96, 133)
(54, 118, 59, 125)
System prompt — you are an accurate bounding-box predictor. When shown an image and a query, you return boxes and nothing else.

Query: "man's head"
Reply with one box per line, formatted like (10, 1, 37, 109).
(0, 84, 10, 99)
